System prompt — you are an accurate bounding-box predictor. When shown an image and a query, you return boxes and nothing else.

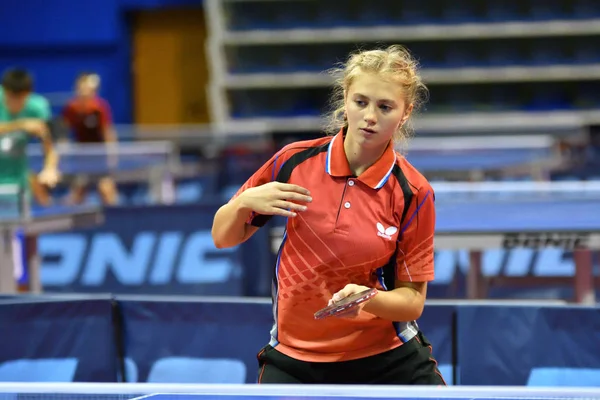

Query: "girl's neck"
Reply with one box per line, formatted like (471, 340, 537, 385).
(343, 133, 388, 176)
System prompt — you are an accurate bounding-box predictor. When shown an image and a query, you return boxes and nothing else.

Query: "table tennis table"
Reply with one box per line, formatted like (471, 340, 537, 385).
(433, 181, 600, 304)
(403, 134, 561, 180)
(0, 184, 104, 294)
(267, 180, 600, 304)
(133, 128, 562, 183)
(0, 382, 598, 400)
(27, 140, 178, 204)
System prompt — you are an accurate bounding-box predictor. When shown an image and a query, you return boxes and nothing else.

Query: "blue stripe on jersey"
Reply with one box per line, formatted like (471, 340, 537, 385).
(269, 229, 287, 346)
(376, 267, 388, 291)
(394, 321, 419, 343)
(400, 190, 432, 235)
(325, 135, 335, 175)
(374, 151, 397, 189)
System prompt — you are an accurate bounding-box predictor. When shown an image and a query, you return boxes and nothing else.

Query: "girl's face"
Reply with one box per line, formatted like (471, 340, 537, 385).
(344, 72, 412, 150)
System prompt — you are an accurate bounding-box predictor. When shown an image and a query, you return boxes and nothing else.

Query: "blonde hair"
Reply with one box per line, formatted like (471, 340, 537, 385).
(324, 45, 428, 147)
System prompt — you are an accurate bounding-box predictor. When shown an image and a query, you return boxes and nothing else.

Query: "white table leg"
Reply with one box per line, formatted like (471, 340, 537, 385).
(0, 228, 17, 294)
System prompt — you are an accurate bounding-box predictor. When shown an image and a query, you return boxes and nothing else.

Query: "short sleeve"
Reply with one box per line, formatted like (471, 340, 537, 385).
(229, 150, 283, 228)
(29, 95, 52, 120)
(61, 103, 74, 125)
(98, 98, 113, 126)
(396, 185, 436, 282)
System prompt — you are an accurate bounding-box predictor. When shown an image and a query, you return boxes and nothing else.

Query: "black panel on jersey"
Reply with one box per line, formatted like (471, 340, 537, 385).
(381, 164, 415, 287)
(251, 142, 330, 228)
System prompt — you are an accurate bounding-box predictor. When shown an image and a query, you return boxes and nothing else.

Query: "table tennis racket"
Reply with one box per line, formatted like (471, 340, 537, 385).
(314, 288, 378, 320)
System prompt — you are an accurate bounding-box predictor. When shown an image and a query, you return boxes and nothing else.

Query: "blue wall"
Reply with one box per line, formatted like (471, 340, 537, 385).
(0, 0, 203, 123)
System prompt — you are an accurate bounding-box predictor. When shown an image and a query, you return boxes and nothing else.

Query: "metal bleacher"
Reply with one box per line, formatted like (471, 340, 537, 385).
(204, 0, 600, 142)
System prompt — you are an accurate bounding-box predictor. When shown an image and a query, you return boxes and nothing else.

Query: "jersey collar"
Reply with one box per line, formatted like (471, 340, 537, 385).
(325, 128, 397, 189)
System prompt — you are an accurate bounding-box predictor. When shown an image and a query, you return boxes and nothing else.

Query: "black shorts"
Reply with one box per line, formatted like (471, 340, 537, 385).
(257, 330, 446, 385)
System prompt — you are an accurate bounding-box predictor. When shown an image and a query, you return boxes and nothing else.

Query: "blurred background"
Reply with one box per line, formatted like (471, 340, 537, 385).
(0, 0, 599, 389)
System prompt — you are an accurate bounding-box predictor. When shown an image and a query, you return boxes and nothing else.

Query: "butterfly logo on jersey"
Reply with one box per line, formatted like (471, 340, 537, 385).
(376, 222, 398, 240)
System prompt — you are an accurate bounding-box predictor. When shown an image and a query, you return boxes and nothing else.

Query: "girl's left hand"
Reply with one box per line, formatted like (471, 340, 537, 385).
(329, 284, 374, 319)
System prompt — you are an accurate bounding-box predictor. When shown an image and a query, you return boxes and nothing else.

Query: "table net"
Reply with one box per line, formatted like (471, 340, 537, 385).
(26, 141, 177, 176)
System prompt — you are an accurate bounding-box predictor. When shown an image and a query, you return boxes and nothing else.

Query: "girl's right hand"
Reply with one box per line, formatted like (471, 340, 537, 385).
(238, 182, 312, 218)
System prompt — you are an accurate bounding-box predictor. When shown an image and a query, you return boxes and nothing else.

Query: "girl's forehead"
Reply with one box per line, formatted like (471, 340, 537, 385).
(347, 73, 405, 101)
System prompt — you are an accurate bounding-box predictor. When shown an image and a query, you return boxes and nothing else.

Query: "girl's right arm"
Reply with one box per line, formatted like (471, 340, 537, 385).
(211, 194, 258, 249)
(211, 182, 312, 249)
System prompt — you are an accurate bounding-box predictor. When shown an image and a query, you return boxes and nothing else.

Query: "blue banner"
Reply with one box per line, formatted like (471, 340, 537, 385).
(118, 298, 274, 383)
(0, 296, 117, 382)
(118, 298, 455, 384)
(1, 296, 599, 386)
(418, 304, 455, 385)
(39, 205, 272, 296)
(37, 203, 594, 299)
(456, 305, 600, 386)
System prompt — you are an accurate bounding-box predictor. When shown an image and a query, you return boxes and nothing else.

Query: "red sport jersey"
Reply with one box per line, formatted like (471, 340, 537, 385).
(62, 96, 113, 143)
(232, 129, 436, 362)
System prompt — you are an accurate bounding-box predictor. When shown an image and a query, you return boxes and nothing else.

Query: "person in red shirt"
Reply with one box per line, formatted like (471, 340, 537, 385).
(62, 72, 118, 205)
(212, 45, 445, 385)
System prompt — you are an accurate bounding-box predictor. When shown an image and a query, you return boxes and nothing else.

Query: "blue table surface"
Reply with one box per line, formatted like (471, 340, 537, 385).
(28, 154, 166, 175)
(0, 204, 99, 223)
(134, 397, 536, 400)
(25, 147, 549, 175)
(435, 197, 600, 232)
(3, 392, 598, 400)
(122, 388, 600, 400)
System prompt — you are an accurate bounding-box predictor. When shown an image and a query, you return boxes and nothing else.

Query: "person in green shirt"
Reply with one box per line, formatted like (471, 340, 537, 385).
(0, 68, 60, 206)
